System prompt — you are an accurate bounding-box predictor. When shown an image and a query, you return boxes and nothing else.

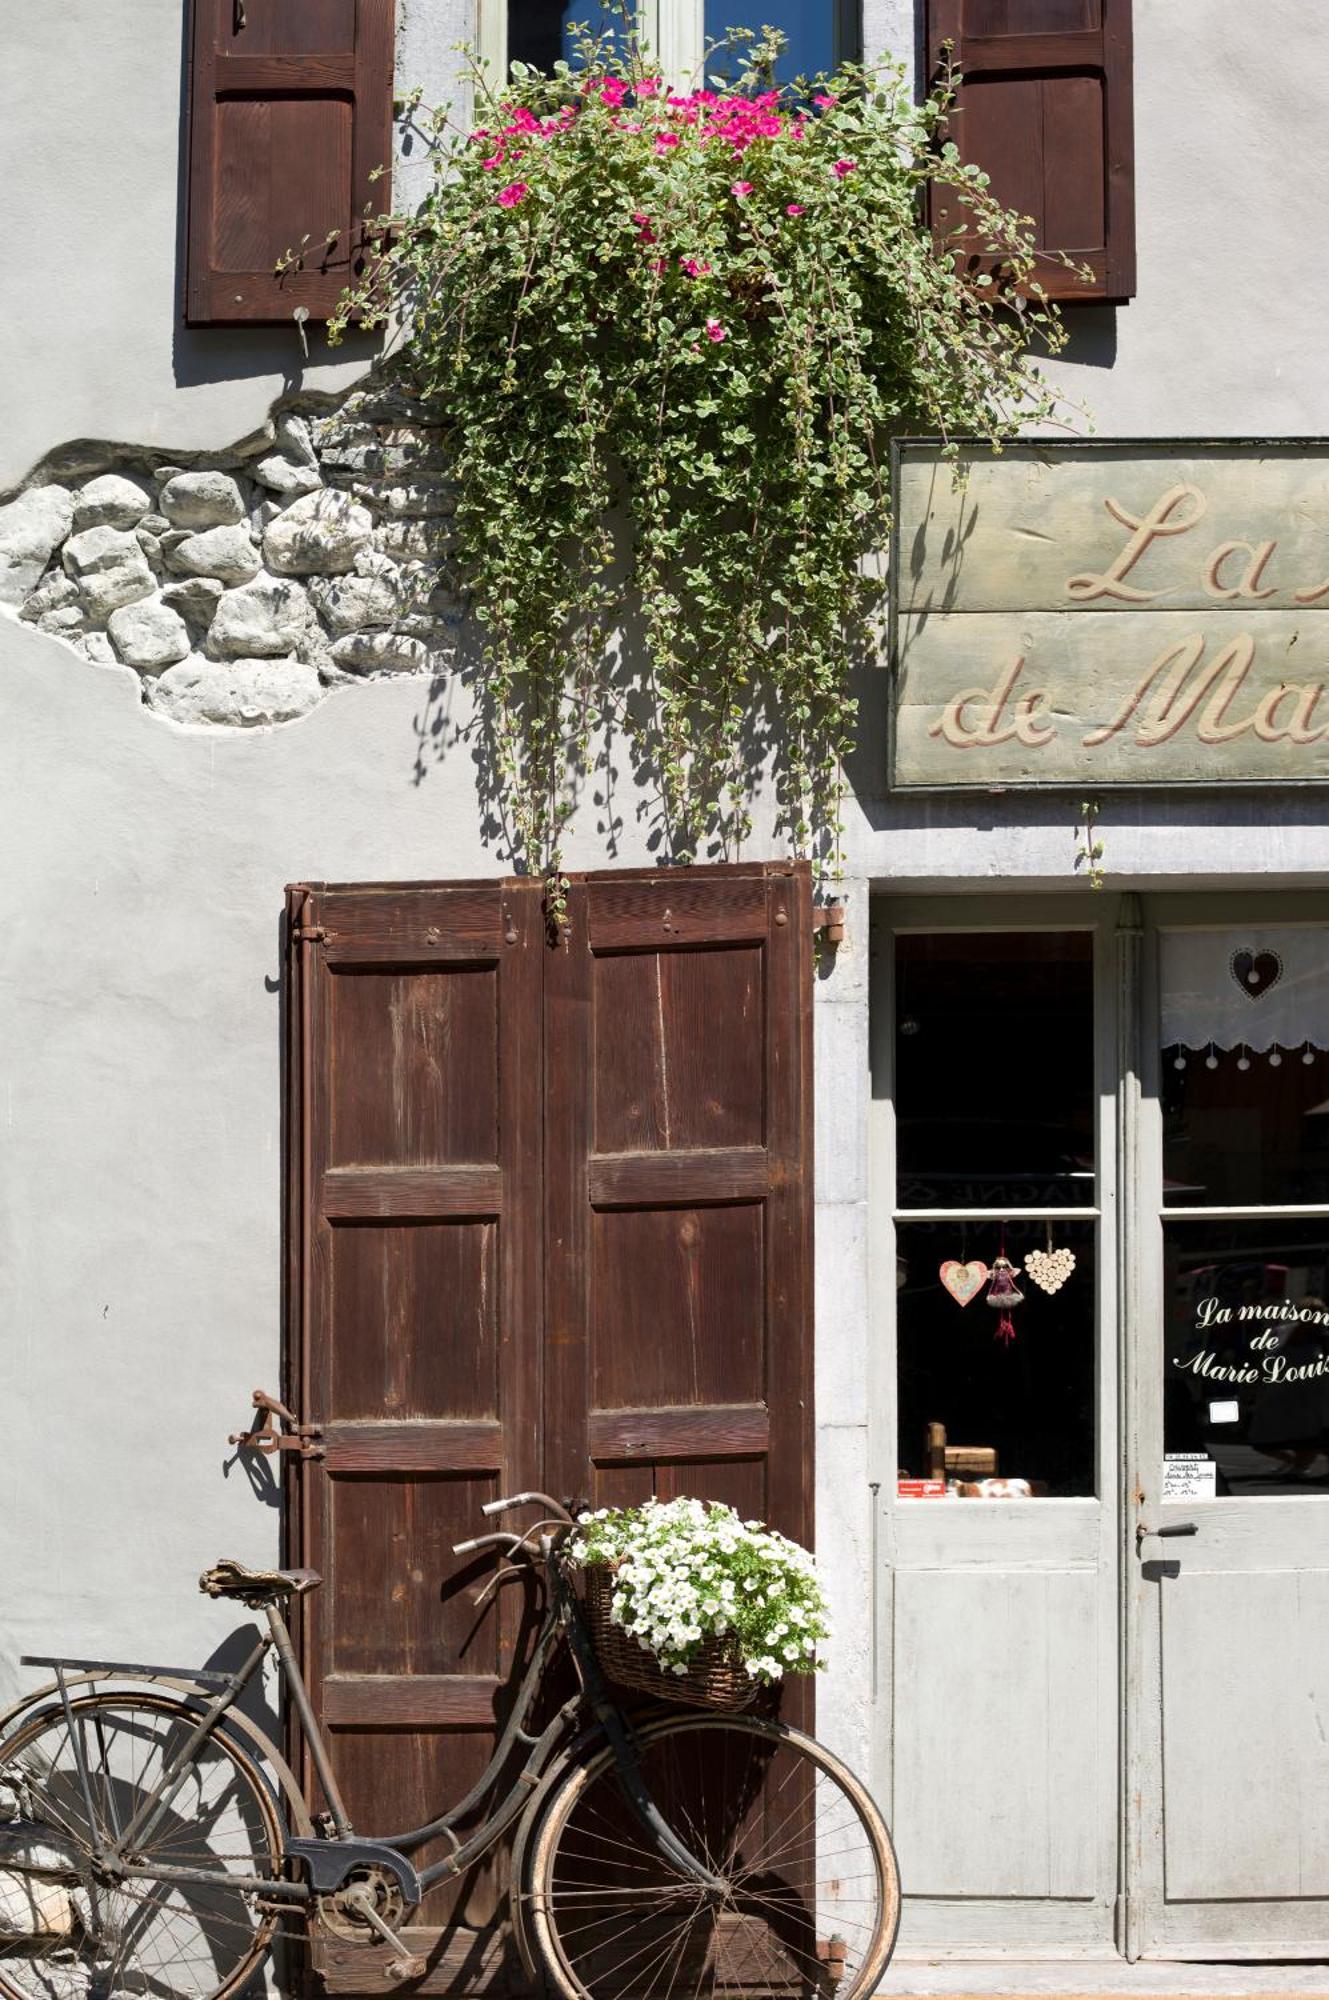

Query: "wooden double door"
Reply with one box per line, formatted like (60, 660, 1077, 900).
(283, 863, 814, 1990)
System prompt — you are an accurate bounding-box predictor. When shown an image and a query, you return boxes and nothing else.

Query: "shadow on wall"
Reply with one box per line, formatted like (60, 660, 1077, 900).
(168, 1, 382, 394)
(1057, 304, 1118, 372)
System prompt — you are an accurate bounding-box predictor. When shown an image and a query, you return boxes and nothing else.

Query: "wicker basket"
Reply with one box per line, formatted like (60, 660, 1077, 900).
(583, 1566, 759, 1712)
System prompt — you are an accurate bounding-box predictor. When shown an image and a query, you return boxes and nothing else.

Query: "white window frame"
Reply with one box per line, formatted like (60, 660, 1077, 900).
(476, 0, 706, 91)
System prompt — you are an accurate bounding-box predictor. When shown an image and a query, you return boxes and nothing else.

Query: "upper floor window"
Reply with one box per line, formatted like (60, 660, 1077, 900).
(494, 0, 856, 93)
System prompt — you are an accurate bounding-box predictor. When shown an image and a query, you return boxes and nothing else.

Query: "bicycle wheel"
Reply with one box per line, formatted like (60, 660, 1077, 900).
(526, 1712, 900, 2000)
(0, 1690, 283, 2000)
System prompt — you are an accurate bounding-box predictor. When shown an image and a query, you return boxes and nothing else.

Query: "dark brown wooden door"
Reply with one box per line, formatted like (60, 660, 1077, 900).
(545, 865, 814, 1553)
(286, 862, 814, 1992)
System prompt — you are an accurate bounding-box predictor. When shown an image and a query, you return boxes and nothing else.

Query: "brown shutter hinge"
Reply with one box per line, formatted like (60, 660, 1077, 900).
(813, 903, 847, 947)
(229, 1389, 325, 1461)
(292, 923, 327, 944)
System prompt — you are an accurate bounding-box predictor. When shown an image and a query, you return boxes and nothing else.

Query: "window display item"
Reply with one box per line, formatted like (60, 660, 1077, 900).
(986, 1252, 1024, 1344)
(1025, 1227, 1078, 1295)
(939, 1258, 989, 1306)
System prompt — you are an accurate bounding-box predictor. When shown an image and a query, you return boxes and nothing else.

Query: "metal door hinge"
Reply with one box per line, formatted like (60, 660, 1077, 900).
(813, 903, 847, 947)
(292, 924, 327, 945)
(229, 1389, 325, 1461)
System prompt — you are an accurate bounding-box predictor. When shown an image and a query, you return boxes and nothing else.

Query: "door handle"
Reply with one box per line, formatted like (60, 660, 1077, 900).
(1136, 1520, 1198, 1547)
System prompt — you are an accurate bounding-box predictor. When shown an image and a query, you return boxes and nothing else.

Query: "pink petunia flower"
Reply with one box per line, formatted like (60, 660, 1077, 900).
(731, 179, 753, 197)
(786, 202, 805, 215)
(704, 317, 727, 341)
(814, 92, 838, 109)
(636, 76, 661, 96)
(680, 256, 711, 277)
(832, 158, 857, 178)
(632, 210, 657, 243)
(654, 131, 681, 152)
(496, 181, 530, 207)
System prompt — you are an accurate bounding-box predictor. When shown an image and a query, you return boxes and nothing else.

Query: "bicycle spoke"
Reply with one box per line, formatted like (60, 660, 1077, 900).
(535, 1717, 898, 2000)
(0, 1696, 280, 2000)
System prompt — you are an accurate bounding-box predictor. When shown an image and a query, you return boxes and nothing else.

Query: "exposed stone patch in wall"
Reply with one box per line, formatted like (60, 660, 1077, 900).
(0, 375, 464, 727)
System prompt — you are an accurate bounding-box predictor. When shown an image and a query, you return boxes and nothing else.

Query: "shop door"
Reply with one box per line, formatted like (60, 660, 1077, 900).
(1126, 897, 1329, 1959)
(871, 898, 1122, 1958)
(283, 862, 814, 1993)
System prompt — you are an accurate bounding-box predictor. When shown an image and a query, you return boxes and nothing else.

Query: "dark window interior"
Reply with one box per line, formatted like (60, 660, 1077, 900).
(894, 931, 1097, 1499)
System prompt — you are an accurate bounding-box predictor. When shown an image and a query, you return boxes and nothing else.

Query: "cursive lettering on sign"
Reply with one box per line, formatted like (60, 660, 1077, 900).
(892, 445, 1329, 790)
(1065, 485, 1208, 602)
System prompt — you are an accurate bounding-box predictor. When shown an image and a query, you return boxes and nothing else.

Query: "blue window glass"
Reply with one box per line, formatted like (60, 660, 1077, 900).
(703, 2, 849, 88)
(508, 1, 628, 75)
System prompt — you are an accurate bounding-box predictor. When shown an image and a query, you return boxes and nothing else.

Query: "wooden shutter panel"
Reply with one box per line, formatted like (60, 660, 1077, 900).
(544, 861, 815, 1717)
(927, 0, 1135, 303)
(185, 0, 394, 326)
(287, 881, 542, 1989)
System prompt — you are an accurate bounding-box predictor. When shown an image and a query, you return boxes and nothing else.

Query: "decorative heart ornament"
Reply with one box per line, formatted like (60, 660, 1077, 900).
(940, 1259, 989, 1306)
(1230, 949, 1282, 1001)
(1024, 1247, 1076, 1295)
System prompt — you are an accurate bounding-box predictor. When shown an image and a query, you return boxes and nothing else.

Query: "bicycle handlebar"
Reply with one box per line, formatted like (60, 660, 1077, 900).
(481, 1491, 575, 1523)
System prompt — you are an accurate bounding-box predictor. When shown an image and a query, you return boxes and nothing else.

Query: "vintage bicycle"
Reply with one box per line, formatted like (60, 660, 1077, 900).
(0, 1492, 900, 2000)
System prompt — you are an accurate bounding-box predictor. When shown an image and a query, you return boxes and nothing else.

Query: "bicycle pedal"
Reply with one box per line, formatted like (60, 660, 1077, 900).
(387, 1954, 427, 1981)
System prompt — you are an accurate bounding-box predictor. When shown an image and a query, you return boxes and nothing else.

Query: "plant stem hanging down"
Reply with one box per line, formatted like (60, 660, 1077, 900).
(333, 24, 1071, 888)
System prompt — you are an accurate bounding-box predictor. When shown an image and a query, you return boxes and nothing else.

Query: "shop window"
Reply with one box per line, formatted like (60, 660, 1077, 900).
(1161, 924, 1329, 1495)
(894, 931, 1098, 1498)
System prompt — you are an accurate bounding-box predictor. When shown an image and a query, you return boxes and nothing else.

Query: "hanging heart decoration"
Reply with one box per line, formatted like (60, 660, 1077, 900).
(939, 1259, 989, 1307)
(1230, 949, 1282, 1001)
(1024, 1246, 1077, 1295)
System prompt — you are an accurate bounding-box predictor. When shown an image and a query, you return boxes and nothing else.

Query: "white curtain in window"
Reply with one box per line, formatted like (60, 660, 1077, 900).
(1161, 927, 1329, 1053)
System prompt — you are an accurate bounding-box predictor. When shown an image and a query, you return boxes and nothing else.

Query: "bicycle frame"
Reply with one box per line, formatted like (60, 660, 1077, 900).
(18, 1521, 725, 1917)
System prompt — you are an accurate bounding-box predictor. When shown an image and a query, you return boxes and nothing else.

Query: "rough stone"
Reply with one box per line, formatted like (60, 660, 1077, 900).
(276, 412, 318, 467)
(147, 656, 324, 727)
(263, 490, 372, 575)
(159, 470, 246, 530)
(252, 455, 323, 500)
(63, 524, 156, 618)
(0, 484, 74, 608)
(207, 576, 313, 659)
(377, 484, 456, 520)
(79, 631, 117, 664)
(329, 630, 430, 674)
(372, 519, 455, 564)
(137, 513, 170, 538)
(163, 524, 261, 586)
(160, 577, 225, 629)
(107, 598, 191, 672)
(72, 473, 154, 533)
(136, 527, 166, 575)
(19, 570, 80, 623)
(307, 558, 406, 635)
(37, 605, 91, 637)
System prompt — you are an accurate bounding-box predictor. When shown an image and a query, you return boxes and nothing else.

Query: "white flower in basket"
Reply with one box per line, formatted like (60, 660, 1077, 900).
(569, 1497, 830, 1686)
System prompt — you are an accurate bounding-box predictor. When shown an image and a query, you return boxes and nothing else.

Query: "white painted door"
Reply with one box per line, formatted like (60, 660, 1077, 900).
(1127, 895, 1329, 1959)
(871, 896, 1123, 1957)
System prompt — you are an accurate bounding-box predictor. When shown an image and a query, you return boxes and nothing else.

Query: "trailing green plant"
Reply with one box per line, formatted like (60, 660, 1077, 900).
(333, 24, 1071, 893)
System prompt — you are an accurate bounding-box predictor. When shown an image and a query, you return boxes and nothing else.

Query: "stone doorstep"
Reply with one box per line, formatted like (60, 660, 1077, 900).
(878, 1964, 1329, 1998)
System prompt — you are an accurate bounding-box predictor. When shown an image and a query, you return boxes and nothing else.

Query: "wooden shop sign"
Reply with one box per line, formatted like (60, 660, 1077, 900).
(889, 439, 1329, 791)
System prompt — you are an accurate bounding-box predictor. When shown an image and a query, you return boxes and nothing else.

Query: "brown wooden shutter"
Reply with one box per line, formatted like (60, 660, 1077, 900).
(927, 0, 1135, 303)
(185, 0, 395, 326)
(286, 881, 542, 1988)
(544, 862, 815, 1705)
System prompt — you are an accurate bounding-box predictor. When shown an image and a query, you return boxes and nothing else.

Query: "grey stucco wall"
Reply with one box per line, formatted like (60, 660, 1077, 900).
(3, 0, 1329, 1781)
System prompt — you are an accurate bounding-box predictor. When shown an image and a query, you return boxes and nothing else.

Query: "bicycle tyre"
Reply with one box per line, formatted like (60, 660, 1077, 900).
(526, 1712, 900, 2000)
(0, 1690, 283, 2000)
